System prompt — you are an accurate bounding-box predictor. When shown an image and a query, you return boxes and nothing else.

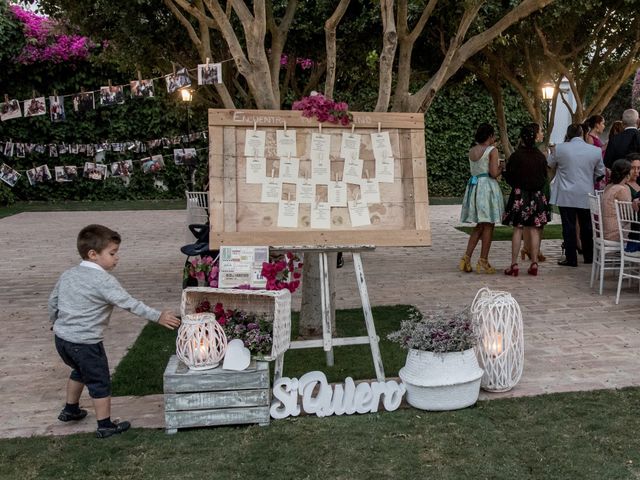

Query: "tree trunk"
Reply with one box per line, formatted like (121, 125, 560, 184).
(375, 0, 397, 112)
(299, 253, 337, 338)
(324, 0, 351, 99)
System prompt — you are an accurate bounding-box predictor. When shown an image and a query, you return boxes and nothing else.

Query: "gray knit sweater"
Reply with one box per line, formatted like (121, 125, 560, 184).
(49, 263, 161, 344)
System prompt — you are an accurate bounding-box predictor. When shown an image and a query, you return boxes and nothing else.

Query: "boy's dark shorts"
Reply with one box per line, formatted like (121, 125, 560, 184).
(54, 336, 111, 398)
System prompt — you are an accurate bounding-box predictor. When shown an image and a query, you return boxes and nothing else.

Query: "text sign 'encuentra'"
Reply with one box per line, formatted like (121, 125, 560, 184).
(270, 371, 406, 419)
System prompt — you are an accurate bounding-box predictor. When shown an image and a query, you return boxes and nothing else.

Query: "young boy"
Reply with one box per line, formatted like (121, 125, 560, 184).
(48, 224, 181, 438)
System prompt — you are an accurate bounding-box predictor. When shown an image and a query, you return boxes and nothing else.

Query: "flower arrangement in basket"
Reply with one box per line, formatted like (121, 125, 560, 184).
(292, 91, 352, 126)
(387, 307, 477, 353)
(194, 300, 273, 357)
(184, 252, 302, 293)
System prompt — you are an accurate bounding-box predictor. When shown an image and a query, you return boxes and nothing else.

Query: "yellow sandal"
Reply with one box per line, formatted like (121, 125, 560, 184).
(476, 258, 496, 274)
(458, 254, 472, 273)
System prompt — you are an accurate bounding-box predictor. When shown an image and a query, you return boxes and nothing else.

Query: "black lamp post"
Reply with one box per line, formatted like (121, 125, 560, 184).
(180, 87, 195, 190)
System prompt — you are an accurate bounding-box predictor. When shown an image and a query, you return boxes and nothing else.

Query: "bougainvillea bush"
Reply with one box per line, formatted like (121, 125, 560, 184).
(10, 5, 95, 64)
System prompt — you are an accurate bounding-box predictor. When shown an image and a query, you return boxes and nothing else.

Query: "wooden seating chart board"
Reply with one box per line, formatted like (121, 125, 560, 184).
(208, 109, 430, 248)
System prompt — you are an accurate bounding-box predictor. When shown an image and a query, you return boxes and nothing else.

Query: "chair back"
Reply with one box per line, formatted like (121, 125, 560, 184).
(614, 200, 640, 251)
(588, 193, 604, 240)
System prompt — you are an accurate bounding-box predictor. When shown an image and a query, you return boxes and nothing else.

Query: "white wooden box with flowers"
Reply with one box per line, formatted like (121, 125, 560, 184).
(181, 287, 291, 362)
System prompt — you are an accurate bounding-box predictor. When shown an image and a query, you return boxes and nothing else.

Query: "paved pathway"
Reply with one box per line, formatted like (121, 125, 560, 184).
(1, 206, 639, 438)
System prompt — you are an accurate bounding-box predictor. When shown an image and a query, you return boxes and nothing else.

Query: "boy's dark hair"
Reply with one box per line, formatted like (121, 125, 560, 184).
(77, 224, 121, 259)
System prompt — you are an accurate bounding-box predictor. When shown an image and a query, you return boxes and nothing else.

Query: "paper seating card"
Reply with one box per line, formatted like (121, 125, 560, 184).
(371, 131, 395, 183)
(278, 156, 300, 182)
(276, 129, 297, 157)
(340, 132, 361, 160)
(277, 199, 299, 228)
(246, 156, 266, 184)
(310, 202, 331, 229)
(310, 133, 331, 184)
(360, 178, 381, 204)
(244, 130, 266, 158)
(297, 179, 315, 204)
(329, 180, 348, 206)
(342, 157, 363, 184)
(261, 177, 282, 203)
(348, 199, 371, 227)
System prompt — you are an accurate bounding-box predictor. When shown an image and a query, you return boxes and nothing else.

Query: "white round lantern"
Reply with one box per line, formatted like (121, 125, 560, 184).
(176, 313, 228, 370)
(471, 287, 524, 392)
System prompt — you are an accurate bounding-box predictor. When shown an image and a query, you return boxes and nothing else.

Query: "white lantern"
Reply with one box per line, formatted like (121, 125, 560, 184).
(176, 313, 228, 370)
(471, 287, 524, 392)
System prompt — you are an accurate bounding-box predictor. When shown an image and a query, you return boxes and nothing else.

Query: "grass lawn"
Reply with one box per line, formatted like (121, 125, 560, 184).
(456, 224, 563, 241)
(111, 305, 413, 395)
(0, 199, 186, 219)
(2, 387, 640, 479)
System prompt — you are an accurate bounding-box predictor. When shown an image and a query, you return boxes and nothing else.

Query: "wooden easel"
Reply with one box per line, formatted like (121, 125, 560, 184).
(272, 245, 385, 382)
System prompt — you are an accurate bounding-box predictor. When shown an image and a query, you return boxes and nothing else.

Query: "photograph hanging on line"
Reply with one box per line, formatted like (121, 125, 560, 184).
(130, 79, 154, 98)
(24, 97, 47, 117)
(26, 164, 52, 185)
(111, 160, 133, 177)
(0, 99, 22, 121)
(3, 142, 14, 157)
(72, 92, 95, 113)
(83, 162, 107, 181)
(173, 148, 197, 166)
(141, 154, 165, 174)
(15, 143, 25, 158)
(197, 63, 222, 85)
(54, 165, 78, 182)
(165, 68, 191, 93)
(49, 95, 66, 122)
(0, 163, 20, 187)
(100, 86, 125, 106)
(49, 144, 58, 157)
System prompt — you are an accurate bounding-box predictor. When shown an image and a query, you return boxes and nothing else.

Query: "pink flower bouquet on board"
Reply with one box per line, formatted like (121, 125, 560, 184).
(292, 91, 352, 126)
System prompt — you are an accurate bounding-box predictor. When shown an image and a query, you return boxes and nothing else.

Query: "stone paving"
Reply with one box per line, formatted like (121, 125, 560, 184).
(1, 206, 640, 438)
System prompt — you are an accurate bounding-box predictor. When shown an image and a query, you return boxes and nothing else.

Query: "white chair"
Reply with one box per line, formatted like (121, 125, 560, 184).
(185, 191, 209, 242)
(614, 200, 640, 304)
(588, 193, 620, 295)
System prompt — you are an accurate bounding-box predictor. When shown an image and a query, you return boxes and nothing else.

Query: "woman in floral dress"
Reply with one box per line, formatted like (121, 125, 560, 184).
(502, 124, 552, 276)
(459, 123, 504, 274)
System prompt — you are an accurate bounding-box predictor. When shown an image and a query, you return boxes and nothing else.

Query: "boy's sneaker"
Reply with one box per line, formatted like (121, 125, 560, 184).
(96, 420, 131, 439)
(58, 408, 88, 422)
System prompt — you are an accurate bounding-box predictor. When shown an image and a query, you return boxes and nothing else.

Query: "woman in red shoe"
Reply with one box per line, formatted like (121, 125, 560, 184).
(502, 124, 552, 276)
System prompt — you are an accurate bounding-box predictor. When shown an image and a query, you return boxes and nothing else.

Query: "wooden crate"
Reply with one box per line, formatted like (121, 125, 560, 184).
(181, 287, 291, 361)
(163, 355, 270, 434)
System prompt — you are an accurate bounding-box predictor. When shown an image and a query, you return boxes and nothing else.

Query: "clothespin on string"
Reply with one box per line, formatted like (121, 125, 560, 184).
(377, 122, 382, 134)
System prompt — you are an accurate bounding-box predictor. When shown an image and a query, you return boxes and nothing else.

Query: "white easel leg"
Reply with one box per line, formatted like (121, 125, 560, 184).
(319, 252, 334, 366)
(353, 253, 385, 381)
(274, 353, 284, 381)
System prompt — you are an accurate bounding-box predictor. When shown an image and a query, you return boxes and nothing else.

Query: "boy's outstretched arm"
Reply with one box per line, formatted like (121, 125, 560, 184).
(158, 310, 181, 330)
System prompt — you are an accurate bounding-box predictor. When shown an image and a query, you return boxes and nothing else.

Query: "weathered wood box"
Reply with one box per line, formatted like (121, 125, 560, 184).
(163, 355, 270, 434)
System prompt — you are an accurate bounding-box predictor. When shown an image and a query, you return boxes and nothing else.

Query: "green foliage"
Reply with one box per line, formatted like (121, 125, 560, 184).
(425, 80, 532, 196)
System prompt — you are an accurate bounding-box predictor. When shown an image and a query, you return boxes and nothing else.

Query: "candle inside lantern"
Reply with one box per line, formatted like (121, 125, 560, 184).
(483, 332, 503, 357)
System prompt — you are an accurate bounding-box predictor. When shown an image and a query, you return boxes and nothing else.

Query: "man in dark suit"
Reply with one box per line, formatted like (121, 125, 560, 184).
(604, 109, 640, 168)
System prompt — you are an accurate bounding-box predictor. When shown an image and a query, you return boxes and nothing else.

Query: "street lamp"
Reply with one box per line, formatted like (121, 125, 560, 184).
(180, 87, 193, 102)
(541, 82, 555, 137)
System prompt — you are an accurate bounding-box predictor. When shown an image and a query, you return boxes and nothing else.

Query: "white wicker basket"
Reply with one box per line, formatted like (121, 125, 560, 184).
(399, 349, 483, 411)
(176, 313, 228, 371)
(181, 287, 291, 361)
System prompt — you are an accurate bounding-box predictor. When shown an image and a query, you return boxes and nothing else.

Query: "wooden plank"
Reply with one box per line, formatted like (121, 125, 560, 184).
(410, 129, 430, 232)
(223, 126, 237, 232)
(210, 125, 225, 232)
(209, 109, 424, 129)
(211, 230, 430, 247)
(289, 335, 371, 349)
(165, 389, 269, 411)
(165, 406, 270, 429)
(163, 357, 269, 393)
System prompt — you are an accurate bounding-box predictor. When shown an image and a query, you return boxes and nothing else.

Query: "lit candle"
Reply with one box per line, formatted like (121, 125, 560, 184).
(484, 332, 503, 357)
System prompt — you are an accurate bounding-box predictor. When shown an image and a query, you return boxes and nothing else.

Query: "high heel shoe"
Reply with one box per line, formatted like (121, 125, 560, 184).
(504, 263, 519, 276)
(476, 258, 496, 274)
(537, 250, 546, 263)
(458, 254, 472, 273)
(528, 262, 538, 276)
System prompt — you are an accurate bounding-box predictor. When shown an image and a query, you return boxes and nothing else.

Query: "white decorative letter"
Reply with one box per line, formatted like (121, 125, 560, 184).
(382, 381, 406, 411)
(270, 377, 301, 419)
